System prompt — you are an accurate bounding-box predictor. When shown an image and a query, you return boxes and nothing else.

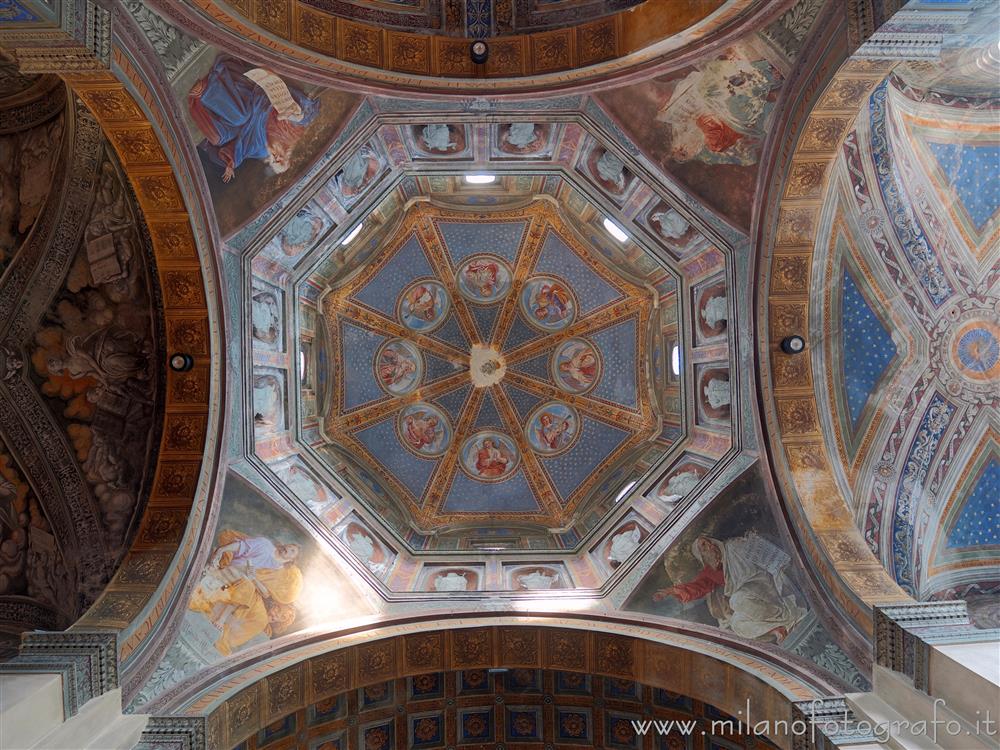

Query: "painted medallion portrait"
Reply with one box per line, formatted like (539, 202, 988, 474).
(460, 431, 519, 481)
(398, 403, 452, 457)
(520, 276, 576, 331)
(375, 339, 423, 396)
(552, 338, 601, 394)
(456, 255, 513, 304)
(398, 279, 450, 333)
(525, 402, 579, 456)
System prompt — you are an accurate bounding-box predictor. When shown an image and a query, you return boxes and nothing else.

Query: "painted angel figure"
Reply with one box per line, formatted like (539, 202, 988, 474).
(464, 259, 501, 298)
(378, 346, 417, 391)
(403, 284, 439, 324)
(536, 411, 572, 451)
(531, 282, 571, 323)
(403, 411, 442, 453)
(475, 438, 513, 478)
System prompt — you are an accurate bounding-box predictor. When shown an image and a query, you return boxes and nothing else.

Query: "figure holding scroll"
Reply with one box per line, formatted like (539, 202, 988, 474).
(188, 56, 318, 183)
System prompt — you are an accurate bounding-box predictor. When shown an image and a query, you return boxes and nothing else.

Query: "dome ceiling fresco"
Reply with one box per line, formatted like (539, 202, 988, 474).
(318, 201, 661, 538)
(814, 67, 999, 602)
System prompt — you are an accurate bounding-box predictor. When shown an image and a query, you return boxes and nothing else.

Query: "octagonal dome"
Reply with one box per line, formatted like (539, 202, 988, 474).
(311, 197, 671, 549)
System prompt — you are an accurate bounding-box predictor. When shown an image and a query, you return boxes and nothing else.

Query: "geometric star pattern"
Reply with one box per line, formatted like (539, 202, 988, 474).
(321, 201, 658, 532)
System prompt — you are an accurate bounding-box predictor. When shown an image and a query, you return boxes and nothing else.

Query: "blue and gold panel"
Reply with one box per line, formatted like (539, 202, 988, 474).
(589, 317, 639, 409)
(456, 669, 493, 695)
(310, 729, 346, 750)
(351, 233, 434, 318)
(533, 230, 624, 315)
(945, 456, 1000, 549)
(539, 418, 631, 504)
(442, 467, 539, 513)
(503, 668, 542, 693)
(359, 680, 394, 710)
(506, 384, 544, 420)
(359, 719, 394, 750)
(457, 669, 492, 694)
(555, 708, 592, 745)
(653, 689, 692, 711)
(0, 1, 39, 21)
(338, 319, 388, 411)
(436, 219, 528, 265)
(457, 707, 495, 742)
(257, 714, 295, 745)
(353, 418, 438, 499)
(409, 672, 445, 700)
(554, 671, 592, 695)
(506, 706, 543, 741)
(604, 677, 641, 701)
(605, 711, 642, 749)
(503, 312, 544, 350)
(409, 712, 446, 748)
(308, 694, 346, 724)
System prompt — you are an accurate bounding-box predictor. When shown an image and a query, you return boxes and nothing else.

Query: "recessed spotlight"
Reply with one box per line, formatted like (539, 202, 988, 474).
(465, 174, 496, 184)
(340, 222, 363, 245)
(603, 217, 628, 242)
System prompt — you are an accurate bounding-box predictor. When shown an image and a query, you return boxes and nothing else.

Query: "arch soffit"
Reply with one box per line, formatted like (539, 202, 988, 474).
(49, 66, 221, 665)
(167, 618, 839, 750)
(759, 56, 912, 637)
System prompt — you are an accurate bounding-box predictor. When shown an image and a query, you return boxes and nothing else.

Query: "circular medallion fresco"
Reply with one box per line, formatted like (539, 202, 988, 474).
(952, 319, 1000, 382)
(519, 275, 576, 331)
(456, 255, 513, 304)
(398, 403, 452, 457)
(398, 279, 450, 332)
(551, 338, 601, 394)
(459, 430, 519, 482)
(525, 401, 580, 456)
(375, 339, 423, 396)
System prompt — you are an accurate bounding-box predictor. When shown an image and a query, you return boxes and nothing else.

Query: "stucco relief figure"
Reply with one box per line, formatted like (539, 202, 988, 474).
(608, 525, 642, 568)
(421, 124, 456, 152)
(516, 568, 559, 590)
(654, 49, 781, 167)
(704, 377, 731, 409)
(336, 145, 380, 197)
(251, 290, 280, 345)
(282, 465, 329, 512)
(651, 208, 690, 240)
(652, 534, 806, 642)
(279, 207, 325, 256)
(658, 469, 701, 502)
(701, 296, 728, 328)
(503, 122, 539, 151)
(188, 56, 318, 183)
(189, 530, 303, 655)
(433, 572, 468, 591)
(594, 149, 627, 193)
(252, 374, 282, 426)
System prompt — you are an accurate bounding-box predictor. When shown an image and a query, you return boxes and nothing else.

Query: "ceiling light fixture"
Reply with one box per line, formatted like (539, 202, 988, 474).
(603, 217, 628, 242)
(614, 480, 637, 504)
(465, 174, 496, 184)
(340, 222, 363, 245)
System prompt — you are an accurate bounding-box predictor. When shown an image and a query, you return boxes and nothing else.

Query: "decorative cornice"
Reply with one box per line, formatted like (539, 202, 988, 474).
(133, 716, 207, 750)
(792, 697, 878, 750)
(0, 630, 118, 718)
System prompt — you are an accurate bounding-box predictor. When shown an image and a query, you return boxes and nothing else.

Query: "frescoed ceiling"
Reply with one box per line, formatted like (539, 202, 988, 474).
(812, 65, 999, 603)
(319, 200, 661, 539)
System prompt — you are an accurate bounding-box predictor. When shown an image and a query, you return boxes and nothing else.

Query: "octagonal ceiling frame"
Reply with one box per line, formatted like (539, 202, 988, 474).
(239, 110, 744, 596)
